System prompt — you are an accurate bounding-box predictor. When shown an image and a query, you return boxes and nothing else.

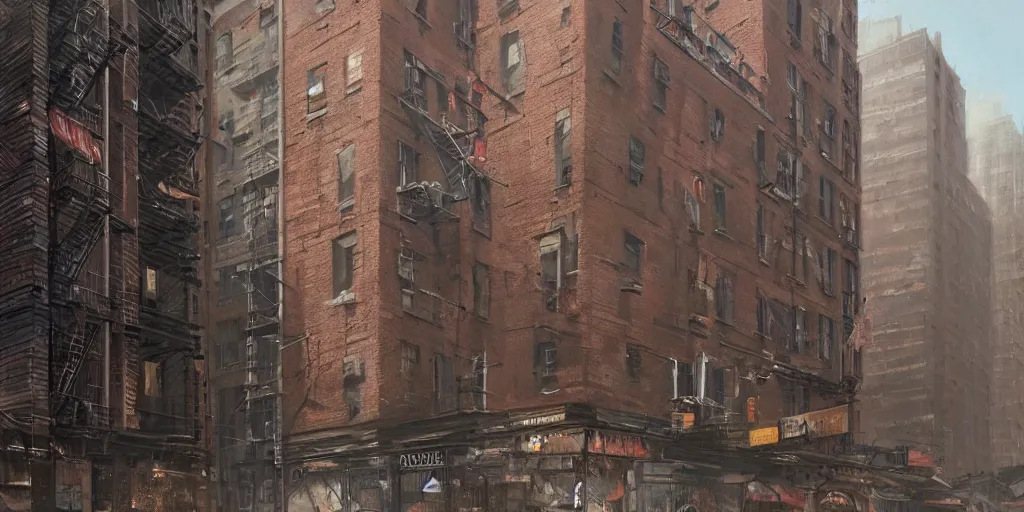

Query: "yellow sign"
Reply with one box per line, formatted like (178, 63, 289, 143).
(779, 405, 850, 439)
(749, 427, 780, 447)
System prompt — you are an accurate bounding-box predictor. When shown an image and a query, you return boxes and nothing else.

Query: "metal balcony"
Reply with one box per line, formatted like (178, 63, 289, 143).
(138, 105, 201, 184)
(137, 0, 194, 56)
(141, 41, 203, 96)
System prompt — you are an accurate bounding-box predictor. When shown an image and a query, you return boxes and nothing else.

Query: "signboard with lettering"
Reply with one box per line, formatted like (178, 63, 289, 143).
(746, 397, 757, 423)
(514, 412, 566, 427)
(748, 427, 780, 447)
(587, 432, 650, 458)
(399, 451, 445, 469)
(779, 405, 850, 439)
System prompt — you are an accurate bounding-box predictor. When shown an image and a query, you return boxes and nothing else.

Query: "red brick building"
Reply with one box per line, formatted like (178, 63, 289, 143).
(265, 0, 864, 509)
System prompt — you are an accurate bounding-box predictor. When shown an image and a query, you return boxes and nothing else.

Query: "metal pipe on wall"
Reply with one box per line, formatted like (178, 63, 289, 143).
(274, 0, 286, 506)
(101, 0, 112, 414)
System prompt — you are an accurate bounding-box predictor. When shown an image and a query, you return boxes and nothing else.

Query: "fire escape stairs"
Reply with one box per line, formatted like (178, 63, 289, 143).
(48, 0, 126, 111)
(53, 196, 108, 293)
(51, 321, 102, 418)
(399, 93, 474, 201)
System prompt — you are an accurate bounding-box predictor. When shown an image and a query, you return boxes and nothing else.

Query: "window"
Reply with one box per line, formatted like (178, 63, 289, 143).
(684, 189, 701, 229)
(534, 337, 557, 386)
(218, 196, 236, 238)
(434, 354, 456, 413)
(145, 267, 158, 299)
(626, 344, 642, 382)
(540, 232, 564, 311)
(470, 175, 492, 235)
(346, 51, 364, 89)
(797, 233, 810, 282)
(337, 144, 356, 210)
(401, 341, 420, 377)
(816, 12, 834, 69)
(414, 0, 427, 19)
(403, 52, 426, 109)
(628, 136, 645, 185)
(398, 141, 419, 187)
(793, 308, 807, 353)
(332, 232, 356, 296)
(710, 108, 725, 141)
(755, 127, 766, 181)
(143, 361, 162, 397)
(842, 119, 858, 181)
(841, 7, 855, 41)
(843, 259, 858, 317)
(215, 33, 233, 70)
(818, 314, 834, 361)
(756, 203, 767, 261)
(783, 381, 811, 416)
(713, 183, 727, 232)
(787, 0, 802, 37)
(840, 195, 858, 245)
(217, 320, 242, 367)
(653, 58, 669, 111)
(819, 247, 836, 294)
(555, 108, 572, 186)
(623, 232, 643, 276)
(497, 0, 519, 21)
(673, 360, 694, 399)
(774, 151, 797, 199)
(715, 270, 735, 323)
(823, 101, 836, 138)
(610, 19, 624, 73)
(473, 263, 490, 319)
(499, 31, 525, 93)
(307, 64, 327, 114)
(819, 177, 835, 224)
(218, 267, 240, 300)
(756, 293, 769, 335)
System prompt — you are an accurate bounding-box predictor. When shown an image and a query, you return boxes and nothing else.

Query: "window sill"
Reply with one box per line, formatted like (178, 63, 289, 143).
(713, 228, 732, 241)
(307, 109, 327, 122)
(815, 215, 834, 229)
(653, 103, 666, 113)
(758, 256, 769, 266)
(554, 182, 571, 192)
(406, 6, 432, 28)
(345, 82, 363, 96)
(603, 68, 622, 86)
(338, 198, 355, 213)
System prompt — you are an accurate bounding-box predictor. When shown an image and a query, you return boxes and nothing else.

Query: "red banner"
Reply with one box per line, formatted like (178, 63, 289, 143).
(49, 108, 102, 164)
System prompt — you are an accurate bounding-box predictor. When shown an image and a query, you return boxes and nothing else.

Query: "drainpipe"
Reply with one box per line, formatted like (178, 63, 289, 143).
(102, 0, 112, 417)
(274, 0, 286, 508)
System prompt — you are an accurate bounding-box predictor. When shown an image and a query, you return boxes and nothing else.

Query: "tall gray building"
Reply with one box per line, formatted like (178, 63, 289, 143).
(858, 18, 994, 476)
(968, 96, 1024, 469)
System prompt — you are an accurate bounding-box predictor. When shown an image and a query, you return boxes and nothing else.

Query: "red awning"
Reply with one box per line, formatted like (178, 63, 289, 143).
(49, 108, 102, 164)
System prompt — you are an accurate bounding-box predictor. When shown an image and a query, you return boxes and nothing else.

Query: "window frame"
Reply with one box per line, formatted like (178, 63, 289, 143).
(332, 232, 357, 297)
(307, 63, 328, 114)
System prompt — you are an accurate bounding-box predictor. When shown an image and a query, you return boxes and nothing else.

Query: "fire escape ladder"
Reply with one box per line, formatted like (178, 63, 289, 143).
(54, 198, 107, 289)
(52, 321, 103, 416)
(49, 0, 114, 110)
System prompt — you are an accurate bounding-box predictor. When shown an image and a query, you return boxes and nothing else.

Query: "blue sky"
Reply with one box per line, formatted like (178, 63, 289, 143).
(859, 0, 1024, 123)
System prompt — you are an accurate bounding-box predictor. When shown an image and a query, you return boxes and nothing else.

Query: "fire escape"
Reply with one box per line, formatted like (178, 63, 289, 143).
(47, 0, 129, 431)
(135, 0, 202, 445)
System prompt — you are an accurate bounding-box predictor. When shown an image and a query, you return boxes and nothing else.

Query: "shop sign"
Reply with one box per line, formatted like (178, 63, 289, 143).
(399, 451, 444, 469)
(514, 412, 566, 427)
(747, 397, 757, 423)
(779, 405, 849, 439)
(587, 432, 650, 458)
(748, 427, 779, 447)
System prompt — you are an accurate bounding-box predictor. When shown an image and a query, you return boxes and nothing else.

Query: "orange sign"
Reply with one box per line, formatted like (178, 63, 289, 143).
(588, 432, 650, 458)
(746, 397, 757, 423)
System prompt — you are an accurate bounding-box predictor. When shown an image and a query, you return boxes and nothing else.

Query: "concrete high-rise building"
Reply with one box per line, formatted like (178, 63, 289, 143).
(0, 0, 208, 509)
(858, 17, 994, 476)
(210, 0, 870, 509)
(968, 96, 1024, 469)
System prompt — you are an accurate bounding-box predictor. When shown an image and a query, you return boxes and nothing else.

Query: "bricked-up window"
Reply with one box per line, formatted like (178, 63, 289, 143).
(713, 182, 727, 232)
(346, 51, 364, 91)
(218, 196, 236, 238)
(307, 64, 327, 114)
(628, 136, 644, 185)
(398, 141, 419, 187)
(473, 262, 490, 319)
(499, 31, 525, 94)
(819, 176, 835, 224)
(610, 19, 624, 74)
(554, 108, 572, 186)
(818, 246, 836, 295)
(215, 33, 232, 70)
(710, 108, 725, 141)
(217, 319, 242, 367)
(756, 292, 769, 335)
(787, 0, 802, 38)
(497, 0, 519, 22)
(756, 203, 767, 261)
(623, 232, 643, 276)
(337, 144, 355, 210)
(470, 174, 491, 236)
(818, 314, 835, 361)
(839, 195, 858, 246)
(332, 232, 357, 297)
(400, 341, 420, 378)
(143, 361, 161, 397)
(793, 308, 807, 352)
(433, 354, 456, 413)
(843, 259, 858, 317)
(715, 269, 735, 323)
(626, 344, 642, 382)
(653, 58, 669, 111)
